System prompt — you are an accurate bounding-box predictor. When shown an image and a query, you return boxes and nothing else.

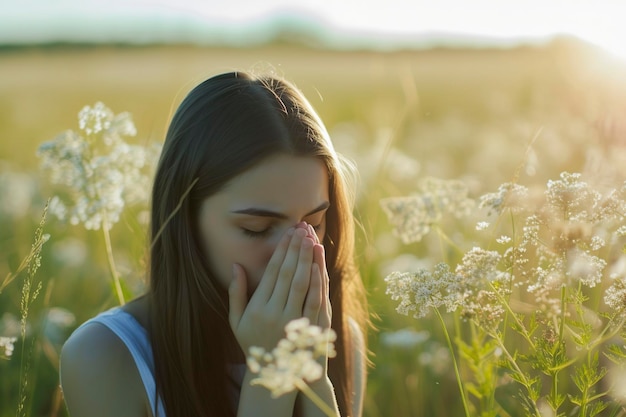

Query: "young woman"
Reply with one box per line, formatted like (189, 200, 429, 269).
(60, 71, 368, 417)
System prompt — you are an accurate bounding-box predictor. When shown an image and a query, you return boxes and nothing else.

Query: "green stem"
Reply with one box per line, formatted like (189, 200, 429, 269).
(487, 280, 536, 350)
(548, 285, 567, 414)
(295, 380, 337, 417)
(490, 332, 543, 417)
(587, 316, 626, 352)
(435, 226, 464, 259)
(579, 352, 591, 417)
(102, 218, 125, 305)
(433, 307, 471, 417)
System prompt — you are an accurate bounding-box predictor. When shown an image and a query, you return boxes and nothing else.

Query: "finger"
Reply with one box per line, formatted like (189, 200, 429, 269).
(252, 227, 294, 302)
(303, 262, 322, 323)
(314, 244, 332, 329)
(284, 236, 315, 316)
(312, 241, 325, 281)
(228, 263, 248, 331)
(307, 223, 320, 244)
(268, 227, 307, 307)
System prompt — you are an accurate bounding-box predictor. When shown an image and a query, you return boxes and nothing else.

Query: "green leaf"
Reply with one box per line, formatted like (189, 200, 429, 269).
(546, 392, 565, 410)
(588, 400, 609, 417)
(604, 344, 626, 365)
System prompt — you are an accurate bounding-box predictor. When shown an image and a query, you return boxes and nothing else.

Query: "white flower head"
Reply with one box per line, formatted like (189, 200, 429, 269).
(476, 221, 490, 231)
(567, 249, 606, 288)
(247, 318, 337, 398)
(496, 235, 512, 244)
(590, 235, 606, 251)
(385, 262, 462, 318)
(545, 172, 601, 222)
(37, 102, 160, 230)
(0, 336, 17, 359)
(381, 177, 474, 244)
(605, 276, 626, 321)
(478, 182, 529, 216)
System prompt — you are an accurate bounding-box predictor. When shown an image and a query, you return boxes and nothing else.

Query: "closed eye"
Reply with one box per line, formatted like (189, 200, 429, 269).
(241, 227, 273, 239)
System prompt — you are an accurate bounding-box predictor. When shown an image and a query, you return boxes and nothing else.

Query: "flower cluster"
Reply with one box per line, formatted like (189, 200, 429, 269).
(478, 182, 529, 215)
(37, 102, 160, 230)
(246, 318, 336, 398)
(386, 172, 626, 324)
(0, 336, 17, 359)
(385, 247, 510, 326)
(385, 264, 458, 319)
(380, 177, 474, 244)
(382, 171, 626, 415)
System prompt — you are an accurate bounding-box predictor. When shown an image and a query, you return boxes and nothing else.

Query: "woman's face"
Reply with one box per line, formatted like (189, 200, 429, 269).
(198, 154, 329, 297)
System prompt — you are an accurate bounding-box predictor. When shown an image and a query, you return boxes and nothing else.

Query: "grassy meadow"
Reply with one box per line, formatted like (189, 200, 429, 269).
(1, 40, 626, 417)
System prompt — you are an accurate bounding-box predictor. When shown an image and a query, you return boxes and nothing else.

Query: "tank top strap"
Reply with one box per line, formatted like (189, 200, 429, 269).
(83, 307, 166, 417)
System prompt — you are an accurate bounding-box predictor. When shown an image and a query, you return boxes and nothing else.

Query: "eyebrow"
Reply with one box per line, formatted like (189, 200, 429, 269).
(231, 201, 330, 219)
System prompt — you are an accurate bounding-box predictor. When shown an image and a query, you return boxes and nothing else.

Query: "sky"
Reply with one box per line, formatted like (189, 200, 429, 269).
(2, 0, 626, 60)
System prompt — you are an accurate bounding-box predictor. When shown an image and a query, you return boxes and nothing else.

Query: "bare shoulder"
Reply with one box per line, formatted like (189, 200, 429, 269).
(60, 320, 149, 417)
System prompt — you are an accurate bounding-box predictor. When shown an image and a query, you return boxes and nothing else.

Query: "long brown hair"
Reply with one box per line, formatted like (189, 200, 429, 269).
(148, 71, 367, 417)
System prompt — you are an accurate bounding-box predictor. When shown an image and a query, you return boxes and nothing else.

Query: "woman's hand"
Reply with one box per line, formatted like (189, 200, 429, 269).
(304, 223, 332, 331)
(228, 223, 329, 353)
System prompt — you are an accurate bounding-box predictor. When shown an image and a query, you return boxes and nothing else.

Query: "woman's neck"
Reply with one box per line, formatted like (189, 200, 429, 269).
(121, 294, 150, 330)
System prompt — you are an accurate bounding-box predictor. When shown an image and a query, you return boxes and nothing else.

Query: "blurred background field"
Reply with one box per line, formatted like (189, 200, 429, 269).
(1, 16, 626, 417)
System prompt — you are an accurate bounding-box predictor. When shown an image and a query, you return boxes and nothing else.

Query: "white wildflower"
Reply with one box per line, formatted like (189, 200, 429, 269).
(496, 235, 511, 244)
(593, 186, 626, 223)
(476, 221, 490, 231)
(522, 215, 541, 246)
(0, 336, 17, 359)
(455, 247, 508, 287)
(37, 102, 160, 230)
(454, 247, 510, 325)
(380, 196, 437, 244)
(385, 264, 460, 318)
(79, 101, 112, 135)
(590, 235, 605, 251)
(567, 249, 606, 288)
(478, 182, 529, 215)
(545, 172, 601, 222)
(527, 265, 564, 320)
(247, 318, 336, 398)
(381, 177, 474, 244)
(604, 277, 626, 320)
